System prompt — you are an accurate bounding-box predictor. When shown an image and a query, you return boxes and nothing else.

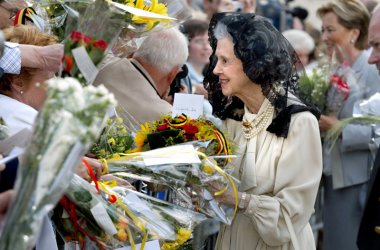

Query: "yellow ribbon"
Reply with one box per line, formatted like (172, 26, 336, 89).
(98, 182, 147, 250)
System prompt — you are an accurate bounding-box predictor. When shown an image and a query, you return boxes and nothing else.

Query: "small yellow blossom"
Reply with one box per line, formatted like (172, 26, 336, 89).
(108, 138, 116, 146)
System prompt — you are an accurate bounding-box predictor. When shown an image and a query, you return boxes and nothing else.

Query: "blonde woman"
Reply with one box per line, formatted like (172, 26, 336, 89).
(317, 1, 380, 249)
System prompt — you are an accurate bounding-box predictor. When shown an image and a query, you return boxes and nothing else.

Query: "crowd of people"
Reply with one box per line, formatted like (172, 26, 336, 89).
(1, 0, 380, 249)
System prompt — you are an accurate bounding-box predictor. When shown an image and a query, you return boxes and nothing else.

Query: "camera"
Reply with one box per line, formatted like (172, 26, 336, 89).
(168, 64, 189, 97)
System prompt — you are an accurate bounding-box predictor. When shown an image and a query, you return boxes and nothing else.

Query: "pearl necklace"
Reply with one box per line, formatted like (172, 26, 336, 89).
(242, 103, 274, 140)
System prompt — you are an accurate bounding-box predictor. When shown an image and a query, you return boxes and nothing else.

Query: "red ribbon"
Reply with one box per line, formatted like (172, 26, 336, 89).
(82, 159, 100, 194)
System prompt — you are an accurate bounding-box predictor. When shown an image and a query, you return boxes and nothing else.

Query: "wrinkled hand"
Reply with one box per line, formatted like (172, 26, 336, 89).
(207, 181, 236, 206)
(20, 44, 63, 72)
(193, 83, 208, 99)
(76, 156, 105, 183)
(100, 174, 136, 190)
(0, 190, 14, 222)
(319, 114, 339, 132)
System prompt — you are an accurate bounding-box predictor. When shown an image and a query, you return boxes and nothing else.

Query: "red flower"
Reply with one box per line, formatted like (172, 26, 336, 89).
(70, 31, 83, 43)
(93, 39, 108, 52)
(156, 123, 169, 131)
(62, 55, 74, 72)
(83, 35, 92, 45)
(330, 74, 349, 90)
(183, 124, 198, 135)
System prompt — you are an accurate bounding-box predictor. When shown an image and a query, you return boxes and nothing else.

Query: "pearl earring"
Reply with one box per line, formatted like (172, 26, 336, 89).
(351, 39, 355, 44)
(35, 82, 41, 88)
(20, 90, 24, 95)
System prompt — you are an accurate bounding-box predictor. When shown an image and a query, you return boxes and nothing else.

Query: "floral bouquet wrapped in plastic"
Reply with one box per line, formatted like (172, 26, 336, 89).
(105, 138, 238, 225)
(112, 186, 207, 250)
(134, 114, 233, 167)
(111, 0, 191, 57)
(324, 63, 352, 114)
(60, 0, 127, 86)
(103, 114, 238, 225)
(53, 175, 148, 250)
(326, 92, 380, 152)
(90, 116, 135, 159)
(0, 77, 115, 250)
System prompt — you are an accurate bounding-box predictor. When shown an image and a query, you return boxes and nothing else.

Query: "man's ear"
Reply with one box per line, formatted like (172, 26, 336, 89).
(166, 66, 181, 85)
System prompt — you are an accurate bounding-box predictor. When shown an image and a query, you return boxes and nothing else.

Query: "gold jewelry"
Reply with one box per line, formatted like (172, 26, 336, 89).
(242, 103, 274, 139)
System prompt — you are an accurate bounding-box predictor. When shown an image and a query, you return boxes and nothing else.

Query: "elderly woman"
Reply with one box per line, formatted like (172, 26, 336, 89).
(0, 25, 108, 249)
(317, 1, 380, 249)
(203, 13, 322, 250)
(282, 29, 315, 66)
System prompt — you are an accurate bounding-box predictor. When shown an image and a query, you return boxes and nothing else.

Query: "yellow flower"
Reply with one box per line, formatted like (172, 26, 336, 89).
(134, 132, 147, 150)
(202, 160, 216, 175)
(130, 0, 169, 31)
(116, 117, 124, 125)
(176, 228, 191, 244)
(121, 127, 127, 135)
(108, 138, 116, 145)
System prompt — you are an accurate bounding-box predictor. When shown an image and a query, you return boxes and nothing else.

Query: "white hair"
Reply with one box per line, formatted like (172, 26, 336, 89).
(282, 29, 315, 54)
(133, 27, 188, 73)
(213, 22, 233, 42)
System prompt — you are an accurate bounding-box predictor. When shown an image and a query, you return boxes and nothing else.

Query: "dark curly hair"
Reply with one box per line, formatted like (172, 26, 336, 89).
(204, 13, 319, 137)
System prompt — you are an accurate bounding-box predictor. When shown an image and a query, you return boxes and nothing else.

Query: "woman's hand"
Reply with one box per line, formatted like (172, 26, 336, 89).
(319, 114, 339, 132)
(100, 174, 136, 190)
(207, 181, 237, 206)
(76, 156, 105, 182)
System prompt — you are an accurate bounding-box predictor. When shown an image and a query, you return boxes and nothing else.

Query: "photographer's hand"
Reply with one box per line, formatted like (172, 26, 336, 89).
(242, 0, 256, 13)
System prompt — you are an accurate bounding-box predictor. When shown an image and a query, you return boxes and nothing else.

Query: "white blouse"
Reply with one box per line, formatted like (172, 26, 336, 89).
(216, 98, 322, 250)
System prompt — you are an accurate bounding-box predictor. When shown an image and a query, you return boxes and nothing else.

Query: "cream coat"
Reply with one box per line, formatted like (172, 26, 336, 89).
(216, 99, 322, 250)
(94, 57, 172, 124)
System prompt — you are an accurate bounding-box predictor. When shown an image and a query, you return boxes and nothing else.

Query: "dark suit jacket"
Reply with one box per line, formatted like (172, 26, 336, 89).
(357, 148, 380, 250)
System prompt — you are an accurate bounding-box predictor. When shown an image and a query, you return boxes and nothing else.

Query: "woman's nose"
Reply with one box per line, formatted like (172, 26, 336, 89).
(213, 60, 221, 75)
(321, 31, 329, 42)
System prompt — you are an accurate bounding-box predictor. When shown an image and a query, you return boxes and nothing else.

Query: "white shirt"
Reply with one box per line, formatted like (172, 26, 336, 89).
(0, 94, 37, 136)
(0, 94, 58, 250)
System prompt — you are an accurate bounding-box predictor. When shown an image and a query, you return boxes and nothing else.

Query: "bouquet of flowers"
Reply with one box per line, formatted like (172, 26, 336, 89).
(299, 66, 330, 112)
(60, 0, 126, 86)
(0, 77, 116, 250)
(134, 114, 233, 167)
(325, 92, 380, 151)
(324, 63, 352, 114)
(90, 116, 135, 159)
(53, 175, 148, 250)
(112, 186, 207, 250)
(106, 142, 238, 225)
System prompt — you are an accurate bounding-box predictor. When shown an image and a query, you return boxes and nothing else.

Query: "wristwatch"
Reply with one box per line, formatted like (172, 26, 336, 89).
(0, 31, 4, 59)
(238, 192, 247, 209)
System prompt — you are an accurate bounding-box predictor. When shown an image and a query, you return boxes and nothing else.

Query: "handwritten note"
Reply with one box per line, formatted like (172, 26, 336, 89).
(172, 93, 204, 119)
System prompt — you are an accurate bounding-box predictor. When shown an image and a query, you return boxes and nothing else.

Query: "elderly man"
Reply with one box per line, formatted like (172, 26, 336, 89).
(357, 4, 380, 250)
(93, 28, 188, 124)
